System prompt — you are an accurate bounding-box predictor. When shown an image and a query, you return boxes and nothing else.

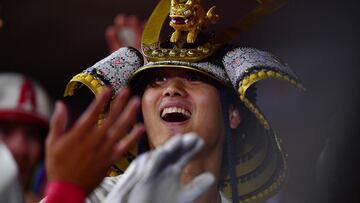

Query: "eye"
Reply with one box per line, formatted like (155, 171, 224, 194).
(154, 76, 168, 83)
(184, 73, 202, 82)
(148, 75, 168, 87)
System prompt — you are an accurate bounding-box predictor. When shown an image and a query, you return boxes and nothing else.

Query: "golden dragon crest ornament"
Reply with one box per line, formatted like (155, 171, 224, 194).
(169, 0, 219, 44)
(141, 0, 287, 62)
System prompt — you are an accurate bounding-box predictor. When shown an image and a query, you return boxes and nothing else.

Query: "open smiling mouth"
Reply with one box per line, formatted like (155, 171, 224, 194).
(170, 17, 191, 25)
(161, 107, 191, 122)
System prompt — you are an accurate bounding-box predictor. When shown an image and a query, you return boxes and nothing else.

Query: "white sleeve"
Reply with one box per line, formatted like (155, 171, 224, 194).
(0, 143, 24, 203)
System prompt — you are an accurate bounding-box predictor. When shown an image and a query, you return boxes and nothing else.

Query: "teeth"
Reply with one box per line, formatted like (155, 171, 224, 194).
(161, 107, 191, 118)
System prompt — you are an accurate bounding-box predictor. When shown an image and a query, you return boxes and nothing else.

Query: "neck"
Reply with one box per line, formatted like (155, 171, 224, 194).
(180, 141, 224, 203)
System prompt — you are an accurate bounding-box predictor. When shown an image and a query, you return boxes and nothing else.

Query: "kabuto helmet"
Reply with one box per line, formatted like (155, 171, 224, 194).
(64, 0, 304, 202)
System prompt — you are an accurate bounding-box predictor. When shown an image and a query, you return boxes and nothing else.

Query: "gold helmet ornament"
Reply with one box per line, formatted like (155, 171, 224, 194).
(169, 0, 219, 43)
(64, 0, 304, 202)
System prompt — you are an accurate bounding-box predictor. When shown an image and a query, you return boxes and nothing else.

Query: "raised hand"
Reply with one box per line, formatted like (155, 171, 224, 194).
(104, 133, 215, 203)
(45, 87, 144, 193)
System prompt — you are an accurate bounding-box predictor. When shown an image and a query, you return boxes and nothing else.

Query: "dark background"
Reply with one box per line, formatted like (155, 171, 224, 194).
(0, 0, 359, 202)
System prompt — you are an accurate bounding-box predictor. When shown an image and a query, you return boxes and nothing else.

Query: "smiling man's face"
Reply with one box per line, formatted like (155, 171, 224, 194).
(141, 68, 225, 150)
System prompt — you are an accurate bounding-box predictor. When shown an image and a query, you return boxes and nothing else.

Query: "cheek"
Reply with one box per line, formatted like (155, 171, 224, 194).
(141, 90, 162, 147)
(200, 99, 223, 127)
(27, 140, 41, 162)
(2, 135, 19, 152)
(192, 89, 225, 139)
(141, 90, 158, 122)
(195, 89, 222, 116)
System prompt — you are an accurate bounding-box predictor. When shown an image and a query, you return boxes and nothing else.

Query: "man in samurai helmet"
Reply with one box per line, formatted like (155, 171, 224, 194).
(63, 0, 304, 202)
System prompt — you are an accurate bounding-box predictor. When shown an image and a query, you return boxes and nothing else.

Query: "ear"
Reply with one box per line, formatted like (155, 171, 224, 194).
(228, 105, 241, 129)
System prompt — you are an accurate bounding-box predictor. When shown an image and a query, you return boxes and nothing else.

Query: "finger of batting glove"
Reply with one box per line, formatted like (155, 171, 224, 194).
(104, 154, 148, 203)
(176, 133, 204, 169)
(145, 135, 184, 178)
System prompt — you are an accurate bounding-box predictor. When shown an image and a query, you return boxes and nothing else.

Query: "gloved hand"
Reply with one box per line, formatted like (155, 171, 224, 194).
(104, 133, 215, 203)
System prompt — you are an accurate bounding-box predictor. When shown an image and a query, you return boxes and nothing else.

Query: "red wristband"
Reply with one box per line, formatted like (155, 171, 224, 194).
(45, 180, 87, 203)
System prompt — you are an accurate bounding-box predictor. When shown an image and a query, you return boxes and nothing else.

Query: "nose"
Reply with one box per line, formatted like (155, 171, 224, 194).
(163, 77, 187, 97)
